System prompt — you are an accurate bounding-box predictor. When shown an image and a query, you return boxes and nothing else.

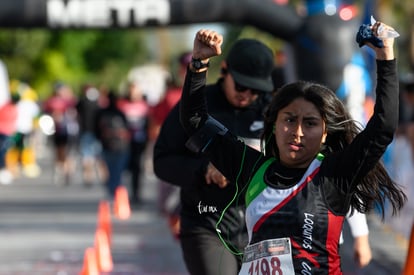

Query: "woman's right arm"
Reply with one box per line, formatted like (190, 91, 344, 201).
(180, 30, 223, 136)
(179, 68, 210, 136)
(179, 30, 264, 187)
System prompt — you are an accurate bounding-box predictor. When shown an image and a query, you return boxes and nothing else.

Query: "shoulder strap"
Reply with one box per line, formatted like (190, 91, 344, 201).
(245, 158, 275, 207)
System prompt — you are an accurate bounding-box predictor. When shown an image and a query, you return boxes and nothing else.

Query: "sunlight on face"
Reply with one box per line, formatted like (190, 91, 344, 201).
(274, 98, 327, 168)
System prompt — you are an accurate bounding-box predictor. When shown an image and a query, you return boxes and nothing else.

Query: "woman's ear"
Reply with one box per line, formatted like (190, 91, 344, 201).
(321, 131, 327, 144)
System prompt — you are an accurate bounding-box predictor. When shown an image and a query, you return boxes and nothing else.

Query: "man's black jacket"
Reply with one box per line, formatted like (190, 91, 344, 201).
(153, 79, 270, 243)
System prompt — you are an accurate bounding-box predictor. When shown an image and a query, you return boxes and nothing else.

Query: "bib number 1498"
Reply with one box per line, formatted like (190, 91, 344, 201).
(247, 256, 282, 275)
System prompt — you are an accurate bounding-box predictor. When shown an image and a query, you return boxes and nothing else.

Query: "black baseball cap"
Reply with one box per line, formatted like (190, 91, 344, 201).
(226, 39, 274, 93)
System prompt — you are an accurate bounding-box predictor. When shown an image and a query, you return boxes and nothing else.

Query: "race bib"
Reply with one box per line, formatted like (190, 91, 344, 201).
(239, 238, 295, 275)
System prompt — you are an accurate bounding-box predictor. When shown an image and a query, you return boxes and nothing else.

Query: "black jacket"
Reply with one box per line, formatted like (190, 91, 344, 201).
(153, 79, 270, 245)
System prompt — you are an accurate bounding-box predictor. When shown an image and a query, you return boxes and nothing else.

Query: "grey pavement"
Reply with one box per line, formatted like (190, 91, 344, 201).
(0, 140, 409, 275)
(0, 144, 188, 275)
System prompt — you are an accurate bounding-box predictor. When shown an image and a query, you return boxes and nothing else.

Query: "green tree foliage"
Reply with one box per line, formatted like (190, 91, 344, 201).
(0, 29, 149, 99)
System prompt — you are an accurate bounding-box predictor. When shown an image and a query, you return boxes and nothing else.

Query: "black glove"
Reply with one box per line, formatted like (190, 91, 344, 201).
(356, 24, 384, 48)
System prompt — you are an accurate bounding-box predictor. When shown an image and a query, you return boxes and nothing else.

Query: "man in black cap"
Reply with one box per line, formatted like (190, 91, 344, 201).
(153, 37, 274, 275)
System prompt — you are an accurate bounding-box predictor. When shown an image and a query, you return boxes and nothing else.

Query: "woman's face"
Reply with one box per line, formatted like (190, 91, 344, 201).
(274, 97, 327, 168)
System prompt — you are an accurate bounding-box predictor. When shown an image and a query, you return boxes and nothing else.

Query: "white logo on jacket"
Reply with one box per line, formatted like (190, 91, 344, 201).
(249, 121, 264, 132)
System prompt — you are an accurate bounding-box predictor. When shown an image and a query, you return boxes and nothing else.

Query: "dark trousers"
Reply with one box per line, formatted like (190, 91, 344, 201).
(102, 149, 129, 198)
(129, 141, 146, 201)
(0, 134, 12, 168)
(180, 229, 242, 275)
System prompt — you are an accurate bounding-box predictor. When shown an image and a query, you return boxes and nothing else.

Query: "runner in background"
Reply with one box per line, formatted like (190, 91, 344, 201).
(0, 60, 17, 185)
(150, 51, 191, 239)
(7, 80, 41, 179)
(42, 82, 78, 185)
(117, 81, 150, 204)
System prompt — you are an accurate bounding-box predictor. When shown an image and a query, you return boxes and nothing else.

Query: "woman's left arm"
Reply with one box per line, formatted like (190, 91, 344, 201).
(326, 22, 398, 185)
(358, 20, 398, 150)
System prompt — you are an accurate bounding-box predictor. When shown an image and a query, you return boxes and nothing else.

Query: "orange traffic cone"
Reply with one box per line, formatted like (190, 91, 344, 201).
(97, 200, 112, 245)
(94, 228, 113, 272)
(403, 223, 414, 275)
(113, 186, 131, 220)
(79, 247, 99, 275)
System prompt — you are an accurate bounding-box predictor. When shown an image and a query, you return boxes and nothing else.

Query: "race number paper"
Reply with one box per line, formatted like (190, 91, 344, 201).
(239, 237, 294, 275)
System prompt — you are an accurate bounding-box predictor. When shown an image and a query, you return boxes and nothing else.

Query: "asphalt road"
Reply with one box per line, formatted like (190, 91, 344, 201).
(0, 145, 188, 275)
(0, 142, 408, 275)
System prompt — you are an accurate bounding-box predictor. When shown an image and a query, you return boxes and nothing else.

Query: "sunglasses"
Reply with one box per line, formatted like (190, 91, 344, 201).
(234, 82, 261, 95)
